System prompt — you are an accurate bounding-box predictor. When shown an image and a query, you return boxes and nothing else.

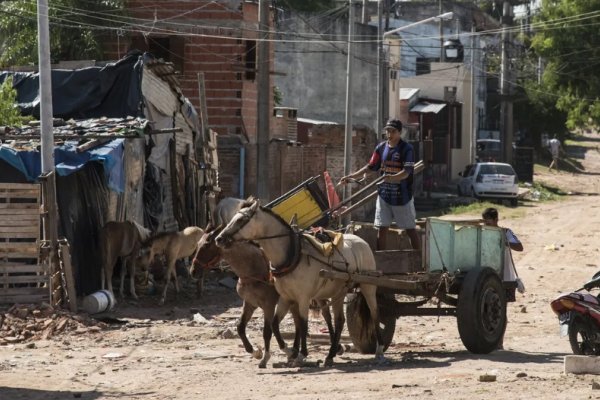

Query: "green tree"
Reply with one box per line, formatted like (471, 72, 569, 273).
(531, 0, 600, 129)
(0, 77, 27, 126)
(0, 0, 125, 67)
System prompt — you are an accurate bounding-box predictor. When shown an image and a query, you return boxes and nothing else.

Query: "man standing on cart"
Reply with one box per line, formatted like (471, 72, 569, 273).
(339, 119, 420, 251)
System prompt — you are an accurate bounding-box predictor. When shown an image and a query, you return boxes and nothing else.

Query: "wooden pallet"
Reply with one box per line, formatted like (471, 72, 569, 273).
(0, 183, 50, 304)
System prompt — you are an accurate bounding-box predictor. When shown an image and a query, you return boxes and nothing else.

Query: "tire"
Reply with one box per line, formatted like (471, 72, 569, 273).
(470, 187, 479, 200)
(457, 267, 507, 354)
(568, 314, 600, 355)
(346, 292, 396, 354)
(457, 185, 463, 196)
(510, 198, 518, 207)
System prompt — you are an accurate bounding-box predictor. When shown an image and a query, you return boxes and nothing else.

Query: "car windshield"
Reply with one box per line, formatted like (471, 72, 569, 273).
(478, 164, 515, 175)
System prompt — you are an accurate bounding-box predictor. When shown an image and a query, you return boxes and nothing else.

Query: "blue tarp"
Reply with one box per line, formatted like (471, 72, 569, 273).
(0, 139, 125, 192)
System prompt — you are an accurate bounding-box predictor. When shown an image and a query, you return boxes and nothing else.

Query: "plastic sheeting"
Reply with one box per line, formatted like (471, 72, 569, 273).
(0, 51, 144, 119)
(0, 139, 125, 192)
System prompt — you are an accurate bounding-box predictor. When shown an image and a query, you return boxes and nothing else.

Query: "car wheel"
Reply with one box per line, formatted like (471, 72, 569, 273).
(510, 198, 518, 207)
(470, 187, 478, 200)
(457, 185, 462, 196)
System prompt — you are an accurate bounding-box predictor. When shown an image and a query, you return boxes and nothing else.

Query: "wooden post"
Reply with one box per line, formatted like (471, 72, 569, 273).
(58, 239, 77, 312)
(197, 72, 210, 144)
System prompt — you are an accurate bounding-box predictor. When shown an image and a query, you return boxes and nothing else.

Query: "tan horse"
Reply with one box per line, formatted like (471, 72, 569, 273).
(100, 221, 152, 299)
(215, 198, 385, 366)
(191, 223, 343, 368)
(137, 226, 204, 305)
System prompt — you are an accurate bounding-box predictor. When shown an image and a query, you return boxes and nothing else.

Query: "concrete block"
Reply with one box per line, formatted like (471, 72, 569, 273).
(564, 355, 600, 374)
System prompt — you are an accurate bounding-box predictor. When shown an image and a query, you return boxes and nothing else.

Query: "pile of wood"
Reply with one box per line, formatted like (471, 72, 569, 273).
(0, 303, 108, 345)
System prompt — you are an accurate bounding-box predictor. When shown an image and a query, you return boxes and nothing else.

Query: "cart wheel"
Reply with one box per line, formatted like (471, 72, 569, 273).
(457, 267, 507, 354)
(346, 292, 396, 354)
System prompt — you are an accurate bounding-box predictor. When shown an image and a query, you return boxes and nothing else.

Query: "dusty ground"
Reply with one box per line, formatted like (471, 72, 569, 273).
(2, 132, 600, 400)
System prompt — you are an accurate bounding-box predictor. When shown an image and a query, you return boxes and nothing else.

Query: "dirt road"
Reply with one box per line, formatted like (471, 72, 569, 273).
(2, 133, 600, 400)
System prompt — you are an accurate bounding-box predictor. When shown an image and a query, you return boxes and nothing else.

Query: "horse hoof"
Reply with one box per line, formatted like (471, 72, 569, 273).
(252, 348, 263, 360)
(324, 357, 334, 367)
(258, 351, 270, 368)
(282, 347, 294, 358)
(375, 354, 388, 365)
(292, 355, 305, 368)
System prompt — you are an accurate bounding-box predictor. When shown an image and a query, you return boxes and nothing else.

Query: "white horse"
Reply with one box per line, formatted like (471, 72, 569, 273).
(215, 198, 385, 366)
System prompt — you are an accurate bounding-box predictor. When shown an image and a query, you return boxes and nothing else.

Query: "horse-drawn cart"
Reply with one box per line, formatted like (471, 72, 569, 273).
(320, 217, 514, 355)
(260, 172, 513, 357)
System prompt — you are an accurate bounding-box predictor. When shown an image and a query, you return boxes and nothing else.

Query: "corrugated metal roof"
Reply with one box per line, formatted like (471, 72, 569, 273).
(297, 117, 339, 125)
(410, 102, 447, 114)
(400, 88, 420, 100)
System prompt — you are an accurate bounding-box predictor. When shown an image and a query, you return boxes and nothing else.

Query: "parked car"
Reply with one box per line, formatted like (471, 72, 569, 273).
(457, 162, 519, 206)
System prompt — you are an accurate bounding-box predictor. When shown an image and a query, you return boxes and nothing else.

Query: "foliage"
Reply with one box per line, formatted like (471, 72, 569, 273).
(273, 86, 283, 106)
(527, 180, 567, 201)
(0, 0, 125, 67)
(0, 77, 27, 126)
(531, 0, 600, 129)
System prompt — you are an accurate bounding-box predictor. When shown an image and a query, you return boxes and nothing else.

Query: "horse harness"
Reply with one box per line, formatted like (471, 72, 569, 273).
(225, 204, 353, 279)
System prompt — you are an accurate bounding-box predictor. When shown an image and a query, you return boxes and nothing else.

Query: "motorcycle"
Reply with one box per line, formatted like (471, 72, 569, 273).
(550, 272, 600, 355)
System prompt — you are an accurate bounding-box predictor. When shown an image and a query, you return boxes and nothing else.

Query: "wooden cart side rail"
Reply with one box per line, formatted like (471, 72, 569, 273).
(319, 269, 420, 290)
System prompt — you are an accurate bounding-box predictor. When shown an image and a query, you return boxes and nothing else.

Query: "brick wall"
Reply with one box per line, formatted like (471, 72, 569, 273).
(102, 1, 273, 143)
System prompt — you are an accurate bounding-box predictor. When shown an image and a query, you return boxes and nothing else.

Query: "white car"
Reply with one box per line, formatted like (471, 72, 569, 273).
(457, 162, 519, 206)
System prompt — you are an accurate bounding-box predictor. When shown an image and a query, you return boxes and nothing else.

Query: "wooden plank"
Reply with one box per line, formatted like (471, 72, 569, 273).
(0, 218, 39, 227)
(0, 183, 40, 190)
(0, 233, 40, 240)
(0, 190, 40, 199)
(0, 294, 49, 304)
(0, 215, 40, 224)
(0, 204, 40, 210)
(0, 287, 49, 296)
(0, 242, 39, 252)
(0, 264, 47, 273)
(319, 269, 419, 290)
(0, 253, 39, 259)
(0, 225, 39, 233)
(0, 275, 49, 284)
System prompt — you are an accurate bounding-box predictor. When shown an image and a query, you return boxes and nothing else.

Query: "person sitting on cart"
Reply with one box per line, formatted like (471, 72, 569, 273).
(482, 207, 526, 298)
(339, 118, 420, 251)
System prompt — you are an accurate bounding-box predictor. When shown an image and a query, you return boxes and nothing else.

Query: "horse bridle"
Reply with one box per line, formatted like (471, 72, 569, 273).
(192, 227, 223, 269)
(221, 202, 302, 275)
(223, 203, 291, 242)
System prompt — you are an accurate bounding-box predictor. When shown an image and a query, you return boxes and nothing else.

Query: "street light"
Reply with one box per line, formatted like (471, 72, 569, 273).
(377, 11, 454, 130)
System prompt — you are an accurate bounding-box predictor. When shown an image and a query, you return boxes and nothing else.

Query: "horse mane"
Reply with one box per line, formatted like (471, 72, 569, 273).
(258, 203, 295, 231)
(240, 196, 257, 209)
(132, 221, 152, 242)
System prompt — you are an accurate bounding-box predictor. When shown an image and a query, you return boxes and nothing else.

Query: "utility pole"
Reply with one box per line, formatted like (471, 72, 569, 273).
(343, 1, 356, 204)
(256, 0, 270, 201)
(38, 0, 54, 173)
(500, 0, 514, 164)
(439, 0, 445, 62)
(376, 0, 383, 135)
(470, 24, 477, 163)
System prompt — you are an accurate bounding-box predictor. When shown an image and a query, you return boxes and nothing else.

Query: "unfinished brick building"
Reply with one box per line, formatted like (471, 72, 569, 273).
(102, 0, 274, 197)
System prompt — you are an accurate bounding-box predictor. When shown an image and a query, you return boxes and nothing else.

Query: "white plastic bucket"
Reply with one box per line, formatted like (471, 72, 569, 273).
(82, 290, 116, 314)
